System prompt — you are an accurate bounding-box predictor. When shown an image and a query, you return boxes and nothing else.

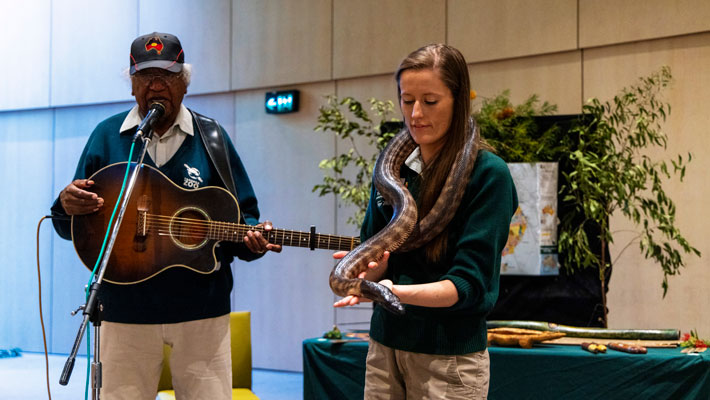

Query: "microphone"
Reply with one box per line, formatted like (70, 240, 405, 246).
(133, 102, 166, 141)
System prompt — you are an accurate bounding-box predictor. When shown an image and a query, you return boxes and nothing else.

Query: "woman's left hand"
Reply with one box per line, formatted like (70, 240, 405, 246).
(333, 279, 394, 307)
(244, 220, 283, 254)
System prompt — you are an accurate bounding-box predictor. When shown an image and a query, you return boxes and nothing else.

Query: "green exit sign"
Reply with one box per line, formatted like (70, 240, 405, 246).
(265, 90, 299, 114)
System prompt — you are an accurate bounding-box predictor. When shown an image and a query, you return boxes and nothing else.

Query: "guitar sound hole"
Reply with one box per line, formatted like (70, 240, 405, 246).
(170, 207, 210, 250)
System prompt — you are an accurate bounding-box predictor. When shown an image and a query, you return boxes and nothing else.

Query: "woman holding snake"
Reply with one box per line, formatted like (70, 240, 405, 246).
(333, 44, 518, 399)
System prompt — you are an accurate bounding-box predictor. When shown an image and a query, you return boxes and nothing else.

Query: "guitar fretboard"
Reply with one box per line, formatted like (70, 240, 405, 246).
(208, 222, 360, 251)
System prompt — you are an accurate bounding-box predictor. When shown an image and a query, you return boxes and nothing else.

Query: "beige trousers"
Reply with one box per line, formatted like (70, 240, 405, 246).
(364, 338, 490, 399)
(99, 314, 232, 400)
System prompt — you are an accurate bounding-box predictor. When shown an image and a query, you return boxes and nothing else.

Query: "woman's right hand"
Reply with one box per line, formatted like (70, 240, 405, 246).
(59, 179, 104, 215)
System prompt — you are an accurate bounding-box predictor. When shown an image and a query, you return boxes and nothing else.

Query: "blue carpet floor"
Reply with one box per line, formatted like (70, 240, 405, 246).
(0, 352, 303, 400)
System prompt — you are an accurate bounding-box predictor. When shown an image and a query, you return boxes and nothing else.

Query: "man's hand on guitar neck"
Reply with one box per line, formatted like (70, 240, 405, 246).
(60, 179, 105, 215)
(244, 220, 283, 255)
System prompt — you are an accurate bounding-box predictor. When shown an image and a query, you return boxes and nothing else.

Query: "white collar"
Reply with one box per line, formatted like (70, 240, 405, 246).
(404, 146, 423, 174)
(119, 104, 194, 136)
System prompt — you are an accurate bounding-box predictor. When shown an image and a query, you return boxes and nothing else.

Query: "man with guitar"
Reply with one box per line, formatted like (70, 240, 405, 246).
(50, 32, 280, 399)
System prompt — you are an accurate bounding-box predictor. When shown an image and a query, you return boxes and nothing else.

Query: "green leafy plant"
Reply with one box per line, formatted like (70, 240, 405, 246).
(559, 66, 700, 326)
(323, 325, 342, 340)
(473, 90, 561, 162)
(312, 96, 400, 227)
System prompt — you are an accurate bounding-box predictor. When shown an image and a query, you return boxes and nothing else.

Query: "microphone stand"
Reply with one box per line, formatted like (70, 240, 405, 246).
(60, 122, 158, 399)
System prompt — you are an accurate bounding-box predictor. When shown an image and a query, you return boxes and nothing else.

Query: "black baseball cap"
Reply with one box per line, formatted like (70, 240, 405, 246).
(129, 32, 184, 75)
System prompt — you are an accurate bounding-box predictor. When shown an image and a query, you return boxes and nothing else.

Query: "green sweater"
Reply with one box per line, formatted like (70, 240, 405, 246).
(51, 109, 262, 324)
(362, 150, 518, 355)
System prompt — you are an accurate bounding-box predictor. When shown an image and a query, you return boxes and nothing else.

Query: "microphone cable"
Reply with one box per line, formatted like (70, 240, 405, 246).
(35, 215, 61, 400)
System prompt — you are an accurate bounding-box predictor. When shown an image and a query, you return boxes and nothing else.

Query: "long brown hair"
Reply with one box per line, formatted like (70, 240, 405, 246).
(395, 44, 476, 262)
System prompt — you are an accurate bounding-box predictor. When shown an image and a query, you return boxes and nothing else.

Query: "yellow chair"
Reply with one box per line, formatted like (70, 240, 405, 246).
(156, 311, 259, 399)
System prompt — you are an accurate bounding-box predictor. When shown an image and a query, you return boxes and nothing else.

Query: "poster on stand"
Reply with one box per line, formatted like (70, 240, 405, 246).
(502, 162, 559, 276)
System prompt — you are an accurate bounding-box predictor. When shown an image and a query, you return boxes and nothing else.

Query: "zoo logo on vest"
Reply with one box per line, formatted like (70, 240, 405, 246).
(183, 163, 203, 188)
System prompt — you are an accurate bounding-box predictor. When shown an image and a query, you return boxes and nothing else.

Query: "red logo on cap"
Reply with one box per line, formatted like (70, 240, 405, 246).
(145, 37, 164, 54)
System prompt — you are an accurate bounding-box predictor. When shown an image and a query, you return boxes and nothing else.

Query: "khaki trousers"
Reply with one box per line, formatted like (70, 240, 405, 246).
(364, 338, 490, 399)
(99, 314, 232, 400)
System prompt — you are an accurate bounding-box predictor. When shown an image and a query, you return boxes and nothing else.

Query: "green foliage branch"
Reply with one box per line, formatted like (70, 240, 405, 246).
(473, 89, 561, 162)
(559, 66, 700, 305)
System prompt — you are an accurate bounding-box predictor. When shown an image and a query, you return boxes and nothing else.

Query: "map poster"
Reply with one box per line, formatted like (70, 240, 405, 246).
(501, 162, 559, 276)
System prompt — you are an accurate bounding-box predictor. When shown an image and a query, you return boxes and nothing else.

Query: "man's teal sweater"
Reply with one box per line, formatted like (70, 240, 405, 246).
(51, 110, 261, 324)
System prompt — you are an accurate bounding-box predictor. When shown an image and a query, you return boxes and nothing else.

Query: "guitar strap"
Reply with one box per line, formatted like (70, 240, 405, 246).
(189, 109, 239, 202)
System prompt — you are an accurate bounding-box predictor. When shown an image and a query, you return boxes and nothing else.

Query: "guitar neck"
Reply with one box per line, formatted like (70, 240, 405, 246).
(210, 222, 360, 251)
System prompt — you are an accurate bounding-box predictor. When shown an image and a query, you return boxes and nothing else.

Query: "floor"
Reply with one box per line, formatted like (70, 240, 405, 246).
(0, 352, 303, 400)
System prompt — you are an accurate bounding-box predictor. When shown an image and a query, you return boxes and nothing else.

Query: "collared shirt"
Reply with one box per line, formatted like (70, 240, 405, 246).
(119, 104, 194, 167)
(404, 146, 424, 174)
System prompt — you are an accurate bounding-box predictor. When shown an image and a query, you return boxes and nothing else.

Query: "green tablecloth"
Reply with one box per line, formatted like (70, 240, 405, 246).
(303, 338, 710, 399)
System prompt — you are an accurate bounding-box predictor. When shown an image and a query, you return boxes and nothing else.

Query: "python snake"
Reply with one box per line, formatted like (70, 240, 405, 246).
(329, 120, 480, 314)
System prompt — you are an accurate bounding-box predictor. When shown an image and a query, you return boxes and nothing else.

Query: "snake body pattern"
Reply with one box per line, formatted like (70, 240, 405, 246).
(329, 119, 480, 314)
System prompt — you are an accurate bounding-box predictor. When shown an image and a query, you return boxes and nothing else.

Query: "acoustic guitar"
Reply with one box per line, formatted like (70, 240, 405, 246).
(71, 162, 360, 284)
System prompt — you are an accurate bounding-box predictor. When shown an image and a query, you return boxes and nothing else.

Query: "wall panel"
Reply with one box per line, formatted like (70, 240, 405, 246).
(469, 51, 582, 115)
(333, 0, 446, 79)
(50, 1, 137, 106)
(580, 0, 710, 48)
(0, 0, 51, 110)
(232, 0, 332, 90)
(336, 74, 399, 107)
(0, 110, 53, 351)
(183, 92, 236, 132)
(449, 0, 578, 63)
(584, 34, 710, 334)
(139, 0, 232, 95)
(231, 81, 338, 371)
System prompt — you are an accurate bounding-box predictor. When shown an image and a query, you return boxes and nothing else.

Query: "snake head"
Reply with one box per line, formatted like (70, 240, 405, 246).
(378, 297, 405, 315)
(360, 280, 406, 315)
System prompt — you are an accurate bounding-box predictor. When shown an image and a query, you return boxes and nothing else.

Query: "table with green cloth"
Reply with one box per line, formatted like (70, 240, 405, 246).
(302, 337, 710, 399)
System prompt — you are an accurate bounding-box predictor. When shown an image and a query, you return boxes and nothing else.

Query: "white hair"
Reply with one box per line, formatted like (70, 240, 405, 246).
(180, 64, 192, 86)
(123, 63, 193, 87)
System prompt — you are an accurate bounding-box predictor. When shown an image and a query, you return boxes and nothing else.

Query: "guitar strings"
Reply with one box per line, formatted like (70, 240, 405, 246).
(143, 218, 358, 249)
(140, 214, 359, 249)
(145, 215, 262, 242)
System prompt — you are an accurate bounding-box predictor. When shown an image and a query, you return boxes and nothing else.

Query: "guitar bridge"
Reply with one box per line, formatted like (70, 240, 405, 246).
(134, 195, 150, 252)
(136, 195, 150, 237)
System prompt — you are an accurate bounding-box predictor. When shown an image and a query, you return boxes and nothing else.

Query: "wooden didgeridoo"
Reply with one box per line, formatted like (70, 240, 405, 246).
(487, 320, 679, 341)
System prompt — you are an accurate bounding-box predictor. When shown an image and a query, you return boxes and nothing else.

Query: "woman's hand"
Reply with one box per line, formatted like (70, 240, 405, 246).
(332, 251, 390, 308)
(334, 279, 394, 307)
(244, 220, 283, 254)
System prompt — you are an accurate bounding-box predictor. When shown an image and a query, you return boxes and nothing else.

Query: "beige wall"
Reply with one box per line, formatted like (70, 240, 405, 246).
(227, 0, 710, 367)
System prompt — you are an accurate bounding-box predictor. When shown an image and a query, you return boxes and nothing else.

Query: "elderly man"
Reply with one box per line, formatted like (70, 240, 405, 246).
(51, 32, 279, 399)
